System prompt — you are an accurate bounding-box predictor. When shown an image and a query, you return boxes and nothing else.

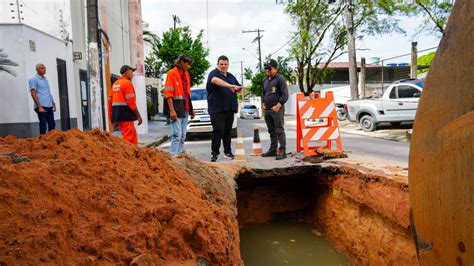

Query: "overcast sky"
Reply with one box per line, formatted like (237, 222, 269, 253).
(0, 0, 441, 79)
(141, 0, 442, 75)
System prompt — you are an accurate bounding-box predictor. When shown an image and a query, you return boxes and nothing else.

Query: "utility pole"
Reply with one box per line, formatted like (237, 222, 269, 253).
(10, 0, 24, 23)
(410, 42, 418, 79)
(172, 15, 181, 30)
(346, 0, 359, 100)
(243, 29, 264, 71)
(86, 0, 106, 130)
(360, 57, 366, 99)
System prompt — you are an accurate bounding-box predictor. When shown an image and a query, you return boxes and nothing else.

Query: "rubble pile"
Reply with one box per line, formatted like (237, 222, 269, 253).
(0, 129, 242, 265)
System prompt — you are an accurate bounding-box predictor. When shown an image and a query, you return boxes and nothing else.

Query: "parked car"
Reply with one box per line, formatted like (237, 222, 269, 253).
(239, 104, 260, 119)
(346, 79, 424, 132)
(321, 85, 351, 121)
(187, 87, 238, 137)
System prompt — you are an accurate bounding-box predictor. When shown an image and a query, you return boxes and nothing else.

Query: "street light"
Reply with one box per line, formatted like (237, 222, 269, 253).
(242, 48, 259, 61)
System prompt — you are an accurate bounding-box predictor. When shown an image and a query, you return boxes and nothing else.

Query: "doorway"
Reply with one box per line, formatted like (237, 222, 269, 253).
(56, 58, 71, 130)
(79, 69, 90, 130)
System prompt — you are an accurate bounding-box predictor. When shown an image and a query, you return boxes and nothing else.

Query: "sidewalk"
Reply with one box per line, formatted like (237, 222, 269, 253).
(138, 119, 171, 147)
(339, 120, 412, 143)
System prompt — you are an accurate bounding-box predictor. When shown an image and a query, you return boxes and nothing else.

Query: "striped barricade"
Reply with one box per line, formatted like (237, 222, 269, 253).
(296, 91, 343, 157)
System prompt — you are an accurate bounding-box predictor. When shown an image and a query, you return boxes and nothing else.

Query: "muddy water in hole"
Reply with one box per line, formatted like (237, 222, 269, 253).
(240, 221, 351, 266)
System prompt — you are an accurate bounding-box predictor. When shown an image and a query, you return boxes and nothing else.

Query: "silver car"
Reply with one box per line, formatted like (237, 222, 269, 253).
(240, 104, 260, 119)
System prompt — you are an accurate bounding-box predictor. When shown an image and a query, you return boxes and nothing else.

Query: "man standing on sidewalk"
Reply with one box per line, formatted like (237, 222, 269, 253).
(164, 54, 194, 156)
(29, 63, 56, 135)
(108, 65, 143, 145)
(262, 59, 289, 160)
(206, 55, 242, 162)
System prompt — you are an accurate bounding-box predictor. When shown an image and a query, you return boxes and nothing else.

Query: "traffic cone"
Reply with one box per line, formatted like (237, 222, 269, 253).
(234, 131, 246, 162)
(251, 125, 263, 156)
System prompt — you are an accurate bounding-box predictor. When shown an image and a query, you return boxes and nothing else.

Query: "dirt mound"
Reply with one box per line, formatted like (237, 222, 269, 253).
(0, 129, 242, 265)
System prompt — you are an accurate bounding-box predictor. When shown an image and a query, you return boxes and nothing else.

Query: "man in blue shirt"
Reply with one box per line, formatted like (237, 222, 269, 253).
(206, 55, 242, 162)
(29, 63, 56, 134)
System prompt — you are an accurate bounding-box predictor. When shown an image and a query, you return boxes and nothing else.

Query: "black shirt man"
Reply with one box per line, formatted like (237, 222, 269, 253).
(206, 55, 242, 162)
(262, 59, 289, 160)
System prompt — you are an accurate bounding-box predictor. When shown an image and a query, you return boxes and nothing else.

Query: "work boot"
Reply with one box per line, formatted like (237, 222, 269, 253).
(262, 149, 277, 157)
(276, 148, 287, 160)
(210, 154, 219, 162)
(224, 152, 234, 160)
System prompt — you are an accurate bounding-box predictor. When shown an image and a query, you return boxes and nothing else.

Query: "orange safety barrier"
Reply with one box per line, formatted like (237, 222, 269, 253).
(296, 91, 342, 156)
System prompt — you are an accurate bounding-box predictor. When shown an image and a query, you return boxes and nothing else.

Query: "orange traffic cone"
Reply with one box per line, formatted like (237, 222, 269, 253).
(251, 125, 262, 156)
(234, 131, 246, 162)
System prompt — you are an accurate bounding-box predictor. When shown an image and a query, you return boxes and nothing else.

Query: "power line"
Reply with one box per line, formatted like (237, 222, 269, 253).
(242, 29, 264, 71)
(270, 34, 297, 57)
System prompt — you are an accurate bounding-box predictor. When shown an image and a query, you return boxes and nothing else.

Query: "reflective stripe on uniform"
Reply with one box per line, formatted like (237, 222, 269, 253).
(125, 93, 135, 99)
(112, 102, 128, 106)
(165, 86, 175, 91)
(174, 96, 184, 100)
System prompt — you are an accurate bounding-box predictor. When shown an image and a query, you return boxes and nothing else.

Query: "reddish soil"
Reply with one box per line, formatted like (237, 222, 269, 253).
(235, 165, 417, 265)
(0, 129, 242, 265)
(313, 167, 417, 265)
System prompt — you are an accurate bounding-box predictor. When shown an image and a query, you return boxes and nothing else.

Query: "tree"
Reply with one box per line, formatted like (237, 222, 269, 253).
(417, 51, 436, 73)
(245, 55, 294, 97)
(150, 27, 210, 86)
(0, 49, 19, 77)
(144, 54, 162, 78)
(285, 1, 402, 95)
(388, 0, 454, 35)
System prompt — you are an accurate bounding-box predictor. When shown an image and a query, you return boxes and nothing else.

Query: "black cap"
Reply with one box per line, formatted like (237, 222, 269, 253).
(264, 59, 278, 70)
(120, 65, 136, 75)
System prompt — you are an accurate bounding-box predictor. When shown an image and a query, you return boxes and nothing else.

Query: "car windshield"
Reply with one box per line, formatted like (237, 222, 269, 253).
(191, 89, 207, 101)
(243, 105, 257, 109)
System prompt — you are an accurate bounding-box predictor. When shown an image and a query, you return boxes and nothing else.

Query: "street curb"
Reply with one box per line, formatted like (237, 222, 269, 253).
(339, 128, 410, 143)
(141, 135, 171, 148)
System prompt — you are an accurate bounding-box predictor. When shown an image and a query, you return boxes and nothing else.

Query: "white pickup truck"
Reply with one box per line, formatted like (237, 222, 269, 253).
(346, 79, 424, 132)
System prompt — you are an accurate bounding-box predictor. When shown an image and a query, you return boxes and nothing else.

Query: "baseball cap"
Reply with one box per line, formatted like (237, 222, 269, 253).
(264, 59, 278, 70)
(120, 65, 136, 75)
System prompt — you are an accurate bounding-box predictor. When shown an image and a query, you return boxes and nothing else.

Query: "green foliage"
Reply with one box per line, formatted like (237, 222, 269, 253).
(144, 54, 162, 78)
(0, 49, 19, 77)
(285, 1, 402, 95)
(417, 51, 436, 73)
(147, 100, 154, 119)
(245, 55, 294, 97)
(150, 27, 210, 86)
(390, 0, 454, 35)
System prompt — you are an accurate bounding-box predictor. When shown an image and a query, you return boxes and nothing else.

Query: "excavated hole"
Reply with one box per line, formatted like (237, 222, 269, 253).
(235, 164, 417, 265)
(236, 165, 332, 225)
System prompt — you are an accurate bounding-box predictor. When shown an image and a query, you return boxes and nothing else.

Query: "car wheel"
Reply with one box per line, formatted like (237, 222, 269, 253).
(240, 116, 244, 119)
(390, 122, 402, 126)
(359, 115, 376, 132)
(231, 128, 238, 138)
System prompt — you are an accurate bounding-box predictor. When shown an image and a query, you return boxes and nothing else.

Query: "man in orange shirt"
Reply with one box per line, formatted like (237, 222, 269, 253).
(164, 55, 194, 155)
(108, 65, 143, 145)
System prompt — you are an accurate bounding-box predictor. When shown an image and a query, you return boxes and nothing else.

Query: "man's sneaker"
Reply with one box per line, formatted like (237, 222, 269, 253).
(210, 154, 219, 162)
(276, 149, 287, 160)
(224, 152, 234, 160)
(262, 149, 277, 157)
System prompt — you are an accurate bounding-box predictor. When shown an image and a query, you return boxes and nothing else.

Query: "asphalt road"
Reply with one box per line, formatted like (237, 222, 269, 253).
(160, 115, 410, 167)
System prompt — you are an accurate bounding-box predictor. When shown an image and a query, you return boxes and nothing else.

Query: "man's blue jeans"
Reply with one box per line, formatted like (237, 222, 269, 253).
(34, 106, 55, 134)
(170, 114, 188, 155)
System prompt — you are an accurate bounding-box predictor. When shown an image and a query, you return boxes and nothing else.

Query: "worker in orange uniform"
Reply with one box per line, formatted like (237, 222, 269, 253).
(164, 55, 195, 155)
(108, 65, 143, 145)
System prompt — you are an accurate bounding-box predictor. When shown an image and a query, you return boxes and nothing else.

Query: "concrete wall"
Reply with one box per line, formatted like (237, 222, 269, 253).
(0, 24, 78, 137)
(70, 0, 88, 130)
(70, 0, 147, 133)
